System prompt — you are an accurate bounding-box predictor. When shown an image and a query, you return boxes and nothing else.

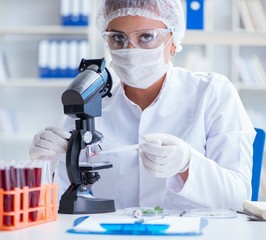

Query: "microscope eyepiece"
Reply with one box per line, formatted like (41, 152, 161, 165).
(61, 58, 112, 118)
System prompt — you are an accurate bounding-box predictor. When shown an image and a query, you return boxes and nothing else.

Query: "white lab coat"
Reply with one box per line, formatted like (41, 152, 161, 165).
(55, 66, 256, 211)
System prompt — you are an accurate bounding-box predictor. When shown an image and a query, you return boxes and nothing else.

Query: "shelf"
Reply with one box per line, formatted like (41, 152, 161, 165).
(183, 31, 266, 46)
(0, 79, 72, 88)
(0, 25, 88, 35)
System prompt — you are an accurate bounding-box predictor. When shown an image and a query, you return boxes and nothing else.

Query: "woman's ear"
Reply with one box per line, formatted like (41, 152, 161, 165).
(170, 43, 176, 56)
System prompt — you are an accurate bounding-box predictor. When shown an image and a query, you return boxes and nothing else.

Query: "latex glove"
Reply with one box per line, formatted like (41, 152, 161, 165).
(29, 126, 71, 160)
(139, 133, 191, 178)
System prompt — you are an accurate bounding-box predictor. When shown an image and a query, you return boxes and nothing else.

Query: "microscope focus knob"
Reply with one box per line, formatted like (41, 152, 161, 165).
(83, 131, 92, 144)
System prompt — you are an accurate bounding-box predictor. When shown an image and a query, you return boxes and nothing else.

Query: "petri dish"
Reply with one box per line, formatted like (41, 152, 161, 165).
(186, 209, 237, 219)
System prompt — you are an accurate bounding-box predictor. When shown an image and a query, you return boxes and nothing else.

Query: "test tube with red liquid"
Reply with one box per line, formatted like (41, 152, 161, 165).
(0, 163, 14, 226)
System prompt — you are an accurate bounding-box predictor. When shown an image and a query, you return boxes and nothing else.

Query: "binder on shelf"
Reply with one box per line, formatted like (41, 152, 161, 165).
(245, 0, 266, 31)
(38, 40, 50, 78)
(71, 0, 81, 26)
(249, 55, 266, 84)
(60, 0, 71, 26)
(235, 0, 255, 31)
(49, 41, 60, 78)
(237, 55, 266, 85)
(235, 0, 266, 31)
(186, 0, 205, 30)
(59, 40, 70, 78)
(60, 0, 91, 26)
(38, 39, 90, 79)
(237, 58, 254, 85)
(80, 0, 91, 26)
(0, 50, 10, 82)
(0, 107, 19, 134)
(79, 40, 90, 63)
(69, 40, 79, 77)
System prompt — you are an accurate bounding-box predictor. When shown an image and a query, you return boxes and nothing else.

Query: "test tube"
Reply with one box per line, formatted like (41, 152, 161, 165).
(0, 162, 14, 226)
(25, 163, 37, 221)
(16, 162, 27, 222)
(33, 161, 42, 213)
(25, 161, 42, 222)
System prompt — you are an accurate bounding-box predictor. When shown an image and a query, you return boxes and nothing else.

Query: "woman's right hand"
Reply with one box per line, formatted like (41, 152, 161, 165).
(29, 126, 71, 160)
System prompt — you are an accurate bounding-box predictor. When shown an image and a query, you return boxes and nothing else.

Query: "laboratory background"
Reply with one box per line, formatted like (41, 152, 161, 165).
(0, 0, 266, 202)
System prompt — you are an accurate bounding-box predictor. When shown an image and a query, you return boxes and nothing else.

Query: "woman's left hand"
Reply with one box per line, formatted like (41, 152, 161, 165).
(139, 133, 191, 178)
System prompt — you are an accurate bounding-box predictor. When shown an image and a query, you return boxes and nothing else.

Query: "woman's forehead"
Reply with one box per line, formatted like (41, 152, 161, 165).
(107, 16, 166, 32)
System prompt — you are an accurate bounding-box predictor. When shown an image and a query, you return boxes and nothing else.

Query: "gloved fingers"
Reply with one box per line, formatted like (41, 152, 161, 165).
(140, 151, 157, 171)
(141, 152, 178, 170)
(45, 126, 71, 140)
(29, 146, 57, 159)
(140, 133, 191, 177)
(139, 142, 176, 158)
(35, 132, 68, 153)
(142, 152, 161, 162)
(140, 152, 178, 178)
(39, 130, 69, 149)
(142, 150, 178, 165)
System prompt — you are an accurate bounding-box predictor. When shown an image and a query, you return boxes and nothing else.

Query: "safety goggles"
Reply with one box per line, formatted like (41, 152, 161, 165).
(102, 28, 173, 50)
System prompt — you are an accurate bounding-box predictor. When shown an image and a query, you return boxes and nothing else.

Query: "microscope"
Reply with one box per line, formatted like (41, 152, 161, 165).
(58, 58, 116, 214)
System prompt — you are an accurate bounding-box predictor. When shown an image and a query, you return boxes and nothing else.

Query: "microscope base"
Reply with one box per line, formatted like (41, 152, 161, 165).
(58, 195, 116, 214)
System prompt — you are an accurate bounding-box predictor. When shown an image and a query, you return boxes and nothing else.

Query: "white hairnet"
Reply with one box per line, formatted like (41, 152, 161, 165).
(96, 0, 185, 52)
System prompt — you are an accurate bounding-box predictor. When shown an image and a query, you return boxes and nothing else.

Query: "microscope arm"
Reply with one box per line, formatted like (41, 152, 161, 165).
(66, 129, 82, 186)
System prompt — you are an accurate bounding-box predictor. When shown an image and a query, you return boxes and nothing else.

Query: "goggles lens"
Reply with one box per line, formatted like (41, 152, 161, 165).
(102, 28, 172, 50)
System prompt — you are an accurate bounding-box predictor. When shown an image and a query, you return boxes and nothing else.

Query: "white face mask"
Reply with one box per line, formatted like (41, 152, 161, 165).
(109, 44, 170, 89)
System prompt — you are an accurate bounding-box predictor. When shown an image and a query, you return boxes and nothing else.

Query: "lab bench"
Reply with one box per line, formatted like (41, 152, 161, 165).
(1, 212, 266, 240)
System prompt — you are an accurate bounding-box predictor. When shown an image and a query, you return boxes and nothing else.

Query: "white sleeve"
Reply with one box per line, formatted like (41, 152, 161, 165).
(166, 76, 256, 210)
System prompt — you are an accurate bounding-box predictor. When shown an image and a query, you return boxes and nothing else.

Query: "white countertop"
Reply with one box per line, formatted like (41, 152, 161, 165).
(1, 213, 266, 240)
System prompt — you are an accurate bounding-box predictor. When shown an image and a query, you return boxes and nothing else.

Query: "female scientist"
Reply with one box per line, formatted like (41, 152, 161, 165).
(29, 0, 256, 210)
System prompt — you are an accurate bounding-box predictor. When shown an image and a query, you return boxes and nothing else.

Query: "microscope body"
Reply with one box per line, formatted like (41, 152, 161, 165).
(58, 58, 116, 214)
